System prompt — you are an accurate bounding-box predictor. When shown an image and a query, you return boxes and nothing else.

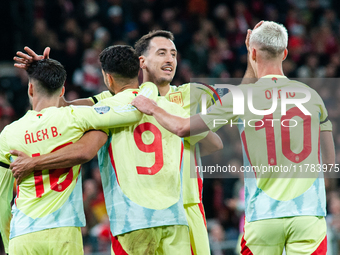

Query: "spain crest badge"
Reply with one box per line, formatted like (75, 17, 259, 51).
(169, 92, 184, 107)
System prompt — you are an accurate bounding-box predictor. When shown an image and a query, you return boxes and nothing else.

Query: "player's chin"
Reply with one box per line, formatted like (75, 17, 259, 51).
(159, 76, 174, 83)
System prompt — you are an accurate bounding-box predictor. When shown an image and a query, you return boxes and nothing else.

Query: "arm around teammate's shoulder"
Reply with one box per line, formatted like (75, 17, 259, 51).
(131, 95, 211, 137)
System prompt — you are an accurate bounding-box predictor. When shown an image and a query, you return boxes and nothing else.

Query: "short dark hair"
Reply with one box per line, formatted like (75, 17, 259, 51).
(27, 59, 66, 96)
(135, 30, 174, 56)
(99, 45, 139, 79)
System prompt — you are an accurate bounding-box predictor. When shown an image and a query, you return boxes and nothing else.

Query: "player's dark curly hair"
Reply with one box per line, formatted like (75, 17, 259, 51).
(99, 45, 139, 79)
(135, 30, 174, 56)
(27, 59, 66, 96)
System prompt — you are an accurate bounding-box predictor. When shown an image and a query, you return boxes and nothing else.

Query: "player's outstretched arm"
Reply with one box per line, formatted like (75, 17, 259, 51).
(10, 131, 107, 184)
(320, 131, 335, 170)
(131, 95, 209, 137)
(199, 131, 223, 157)
(13, 46, 50, 70)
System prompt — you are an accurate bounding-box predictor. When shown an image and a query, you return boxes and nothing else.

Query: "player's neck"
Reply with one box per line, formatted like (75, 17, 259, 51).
(142, 72, 170, 96)
(32, 97, 59, 112)
(113, 82, 139, 94)
(157, 84, 170, 96)
(256, 64, 284, 79)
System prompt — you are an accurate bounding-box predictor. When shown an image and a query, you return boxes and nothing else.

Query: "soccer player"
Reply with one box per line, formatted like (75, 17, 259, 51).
(134, 30, 221, 255)
(97, 45, 191, 254)
(0, 58, 108, 255)
(0, 59, 104, 254)
(1, 48, 158, 254)
(11, 45, 192, 254)
(131, 21, 335, 255)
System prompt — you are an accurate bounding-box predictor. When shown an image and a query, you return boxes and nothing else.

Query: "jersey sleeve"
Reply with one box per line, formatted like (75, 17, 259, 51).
(199, 92, 238, 132)
(188, 131, 209, 145)
(70, 101, 139, 133)
(89, 90, 113, 104)
(73, 82, 158, 132)
(318, 97, 332, 131)
(138, 82, 158, 100)
(0, 129, 14, 254)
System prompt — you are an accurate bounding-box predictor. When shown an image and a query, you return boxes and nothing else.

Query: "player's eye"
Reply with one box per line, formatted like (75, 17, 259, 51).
(159, 52, 165, 55)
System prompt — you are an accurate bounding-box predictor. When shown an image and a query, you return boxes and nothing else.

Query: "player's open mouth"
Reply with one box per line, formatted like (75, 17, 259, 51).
(161, 66, 173, 74)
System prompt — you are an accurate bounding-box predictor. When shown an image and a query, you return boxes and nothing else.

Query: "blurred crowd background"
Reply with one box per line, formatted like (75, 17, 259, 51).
(1, 0, 340, 254)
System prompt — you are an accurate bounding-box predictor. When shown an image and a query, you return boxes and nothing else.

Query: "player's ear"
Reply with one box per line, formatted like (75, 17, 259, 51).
(282, 48, 288, 61)
(107, 73, 114, 86)
(251, 48, 256, 62)
(59, 86, 65, 97)
(28, 83, 34, 97)
(139, 56, 146, 69)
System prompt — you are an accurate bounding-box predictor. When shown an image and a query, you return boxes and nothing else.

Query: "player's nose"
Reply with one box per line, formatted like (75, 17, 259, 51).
(165, 52, 174, 63)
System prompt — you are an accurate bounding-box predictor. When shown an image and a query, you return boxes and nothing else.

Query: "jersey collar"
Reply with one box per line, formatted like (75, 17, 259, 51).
(255, 75, 288, 86)
(163, 85, 176, 98)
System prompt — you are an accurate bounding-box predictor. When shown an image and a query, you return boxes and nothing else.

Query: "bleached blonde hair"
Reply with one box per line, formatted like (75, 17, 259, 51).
(249, 21, 288, 58)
